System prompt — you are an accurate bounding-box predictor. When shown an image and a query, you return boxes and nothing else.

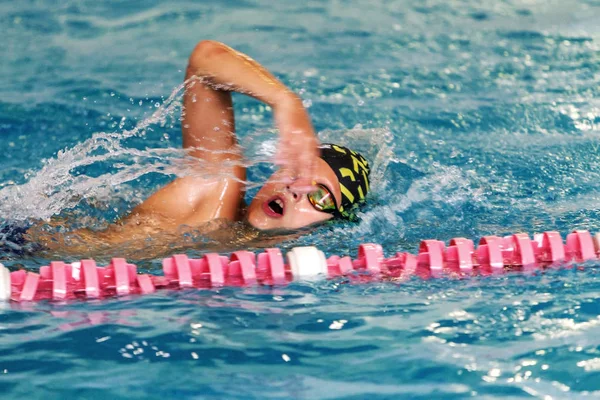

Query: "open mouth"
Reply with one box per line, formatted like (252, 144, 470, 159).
(263, 196, 285, 218)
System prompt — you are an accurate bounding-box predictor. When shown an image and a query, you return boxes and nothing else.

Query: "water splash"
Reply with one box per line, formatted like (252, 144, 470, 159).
(0, 82, 402, 234)
(0, 81, 192, 222)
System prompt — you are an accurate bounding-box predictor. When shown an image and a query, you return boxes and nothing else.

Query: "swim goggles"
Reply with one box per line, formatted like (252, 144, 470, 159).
(307, 184, 341, 216)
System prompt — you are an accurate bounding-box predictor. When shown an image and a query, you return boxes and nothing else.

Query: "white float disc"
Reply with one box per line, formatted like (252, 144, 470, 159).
(0, 263, 11, 301)
(287, 246, 328, 279)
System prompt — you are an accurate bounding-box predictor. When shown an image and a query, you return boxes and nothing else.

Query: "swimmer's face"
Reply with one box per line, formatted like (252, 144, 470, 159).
(247, 158, 342, 231)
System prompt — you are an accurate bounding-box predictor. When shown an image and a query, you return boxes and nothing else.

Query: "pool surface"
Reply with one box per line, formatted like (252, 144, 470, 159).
(2, 0, 600, 398)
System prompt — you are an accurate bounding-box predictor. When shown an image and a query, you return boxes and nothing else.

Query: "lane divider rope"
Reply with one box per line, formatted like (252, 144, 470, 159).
(1, 230, 599, 302)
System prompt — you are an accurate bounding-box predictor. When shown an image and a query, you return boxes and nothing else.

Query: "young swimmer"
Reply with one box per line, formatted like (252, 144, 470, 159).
(4, 40, 371, 258)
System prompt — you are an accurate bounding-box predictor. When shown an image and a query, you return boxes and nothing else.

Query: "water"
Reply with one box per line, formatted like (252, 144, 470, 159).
(1, 0, 600, 398)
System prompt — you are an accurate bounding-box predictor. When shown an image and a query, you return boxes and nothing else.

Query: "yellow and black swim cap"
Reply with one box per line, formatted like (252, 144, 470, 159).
(320, 143, 371, 219)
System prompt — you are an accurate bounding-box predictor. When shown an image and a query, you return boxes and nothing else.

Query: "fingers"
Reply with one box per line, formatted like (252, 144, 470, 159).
(273, 121, 320, 193)
(273, 150, 319, 194)
(281, 150, 317, 181)
(284, 162, 318, 194)
(296, 152, 316, 180)
(272, 170, 317, 193)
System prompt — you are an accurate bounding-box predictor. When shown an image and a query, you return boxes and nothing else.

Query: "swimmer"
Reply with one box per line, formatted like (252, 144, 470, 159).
(4, 40, 371, 259)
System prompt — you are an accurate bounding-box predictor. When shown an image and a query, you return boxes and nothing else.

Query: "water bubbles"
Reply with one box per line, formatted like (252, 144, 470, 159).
(302, 99, 312, 108)
(303, 68, 318, 77)
(154, 102, 160, 108)
(328, 319, 348, 330)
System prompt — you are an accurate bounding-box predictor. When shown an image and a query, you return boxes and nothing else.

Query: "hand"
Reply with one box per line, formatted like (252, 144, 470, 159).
(273, 96, 320, 193)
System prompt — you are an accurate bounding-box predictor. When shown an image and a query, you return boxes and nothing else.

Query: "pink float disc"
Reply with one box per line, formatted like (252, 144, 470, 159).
(325, 256, 341, 277)
(39, 265, 51, 279)
(512, 234, 536, 267)
(230, 251, 257, 285)
(220, 256, 230, 278)
(20, 272, 40, 301)
(448, 238, 474, 273)
(402, 253, 418, 276)
(337, 256, 354, 275)
(566, 231, 596, 262)
(81, 260, 100, 299)
(50, 261, 68, 300)
(358, 244, 383, 273)
(173, 254, 193, 288)
(111, 258, 131, 295)
(265, 248, 286, 284)
(204, 253, 225, 287)
(478, 236, 504, 271)
(10, 270, 27, 286)
(137, 274, 155, 294)
(540, 231, 565, 264)
(162, 257, 176, 280)
(419, 240, 445, 275)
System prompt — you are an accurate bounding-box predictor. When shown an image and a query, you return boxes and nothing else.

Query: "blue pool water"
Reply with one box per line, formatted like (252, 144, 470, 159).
(2, 0, 600, 398)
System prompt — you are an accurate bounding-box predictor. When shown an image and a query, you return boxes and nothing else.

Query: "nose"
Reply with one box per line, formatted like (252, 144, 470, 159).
(286, 186, 301, 202)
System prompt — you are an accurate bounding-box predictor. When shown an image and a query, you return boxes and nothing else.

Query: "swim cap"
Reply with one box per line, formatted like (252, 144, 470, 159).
(319, 143, 371, 219)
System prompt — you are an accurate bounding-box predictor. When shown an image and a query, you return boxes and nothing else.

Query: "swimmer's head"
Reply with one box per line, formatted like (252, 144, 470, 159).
(246, 143, 371, 230)
(317, 143, 371, 219)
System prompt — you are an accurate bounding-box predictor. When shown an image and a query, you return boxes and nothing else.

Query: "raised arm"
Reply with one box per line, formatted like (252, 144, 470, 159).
(124, 41, 319, 227)
(184, 40, 320, 184)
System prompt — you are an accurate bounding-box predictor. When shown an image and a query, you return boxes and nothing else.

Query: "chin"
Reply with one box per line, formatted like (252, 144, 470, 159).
(246, 215, 270, 231)
(244, 208, 294, 232)
(246, 212, 288, 232)
(246, 203, 277, 231)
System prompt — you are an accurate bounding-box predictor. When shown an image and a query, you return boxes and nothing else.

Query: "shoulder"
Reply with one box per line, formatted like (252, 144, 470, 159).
(131, 170, 246, 229)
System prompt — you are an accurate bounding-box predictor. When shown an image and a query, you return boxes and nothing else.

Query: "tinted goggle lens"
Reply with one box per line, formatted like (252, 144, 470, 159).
(307, 184, 337, 213)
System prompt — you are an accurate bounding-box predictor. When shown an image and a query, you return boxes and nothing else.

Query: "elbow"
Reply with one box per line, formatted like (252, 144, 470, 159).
(188, 40, 230, 71)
